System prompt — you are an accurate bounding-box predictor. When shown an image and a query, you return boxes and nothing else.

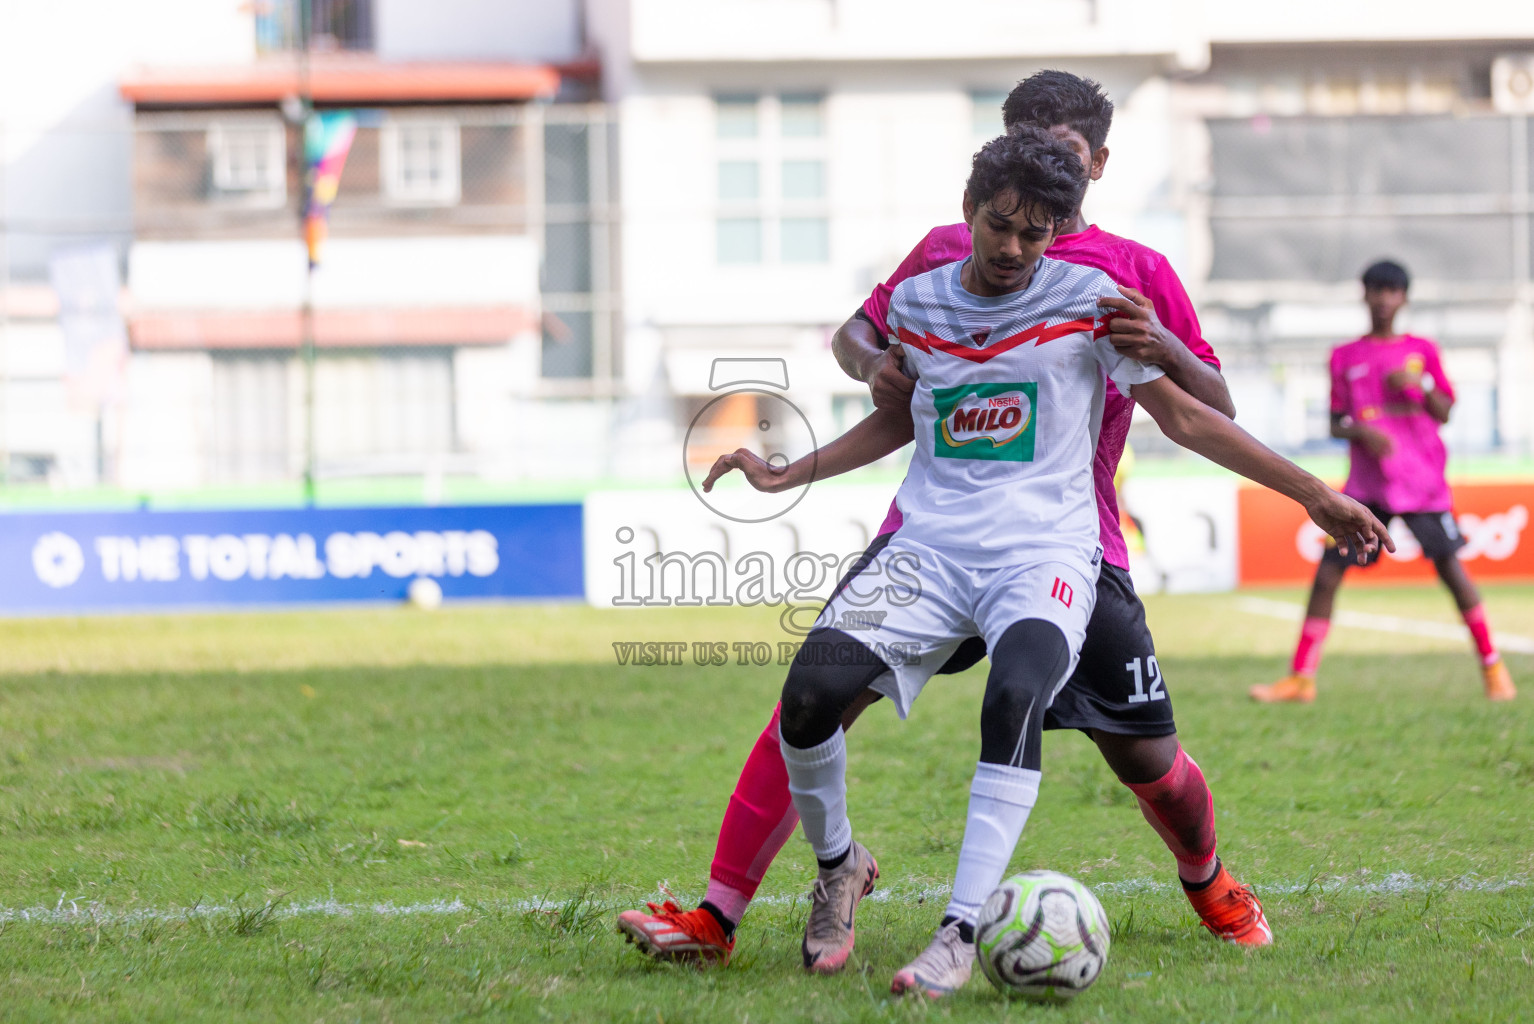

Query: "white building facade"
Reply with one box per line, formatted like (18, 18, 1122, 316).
(4, 1, 1534, 495)
(590, 0, 1534, 473)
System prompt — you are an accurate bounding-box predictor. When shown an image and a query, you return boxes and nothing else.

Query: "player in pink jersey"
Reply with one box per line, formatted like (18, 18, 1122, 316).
(1253, 260, 1517, 704)
(618, 70, 1277, 970)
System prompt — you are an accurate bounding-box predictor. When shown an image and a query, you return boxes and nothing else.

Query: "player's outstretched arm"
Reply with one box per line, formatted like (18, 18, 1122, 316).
(701, 407, 915, 494)
(1130, 376, 1395, 561)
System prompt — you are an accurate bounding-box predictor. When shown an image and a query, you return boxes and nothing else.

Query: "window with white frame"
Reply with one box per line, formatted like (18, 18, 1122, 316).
(381, 119, 461, 206)
(715, 94, 829, 265)
(208, 121, 286, 205)
(971, 90, 1009, 139)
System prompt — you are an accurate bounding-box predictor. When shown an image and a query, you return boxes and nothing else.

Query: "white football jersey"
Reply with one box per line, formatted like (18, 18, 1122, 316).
(886, 256, 1165, 572)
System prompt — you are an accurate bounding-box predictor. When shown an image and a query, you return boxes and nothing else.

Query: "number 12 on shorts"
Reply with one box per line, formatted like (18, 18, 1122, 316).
(1125, 656, 1165, 704)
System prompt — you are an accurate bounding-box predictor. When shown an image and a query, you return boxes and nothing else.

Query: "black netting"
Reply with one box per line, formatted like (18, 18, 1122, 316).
(1210, 115, 1512, 197)
(542, 311, 593, 379)
(1211, 215, 1513, 282)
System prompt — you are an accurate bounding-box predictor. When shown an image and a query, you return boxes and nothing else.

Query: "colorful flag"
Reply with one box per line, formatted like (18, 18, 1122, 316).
(302, 110, 358, 268)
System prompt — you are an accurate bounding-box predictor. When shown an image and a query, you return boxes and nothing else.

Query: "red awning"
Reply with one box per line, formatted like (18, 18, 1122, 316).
(120, 57, 560, 106)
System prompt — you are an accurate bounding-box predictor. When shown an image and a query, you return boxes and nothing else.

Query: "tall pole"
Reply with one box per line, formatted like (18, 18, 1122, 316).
(299, 0, 316, 506)
(302, 265, 316, 504)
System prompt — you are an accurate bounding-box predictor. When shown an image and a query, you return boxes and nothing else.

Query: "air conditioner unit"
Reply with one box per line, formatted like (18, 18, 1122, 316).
(1491, 54, 1534, 114)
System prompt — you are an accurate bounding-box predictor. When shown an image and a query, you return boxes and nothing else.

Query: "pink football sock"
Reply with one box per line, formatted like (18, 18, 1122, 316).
(1462, 604, 1499, 666)
(1122, 746, 1218, 884)
(703, 703, 799, 924)
(1291, 616, 1331, 677)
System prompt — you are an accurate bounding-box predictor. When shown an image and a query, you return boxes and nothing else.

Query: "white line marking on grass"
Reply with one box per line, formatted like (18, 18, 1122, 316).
(0, 895, 494, 927)
(3, 874, 1523, 927)
(1236, 596, 1534, 654)
(736, 872, 1528, 907)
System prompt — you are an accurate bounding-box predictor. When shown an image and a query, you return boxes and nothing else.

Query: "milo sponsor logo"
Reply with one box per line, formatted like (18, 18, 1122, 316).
(932, 382, 1037, 461)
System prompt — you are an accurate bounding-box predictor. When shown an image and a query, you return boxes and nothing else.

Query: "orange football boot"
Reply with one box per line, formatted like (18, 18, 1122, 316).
(1186, 864, 1272, 946)
(1249, 674, 1316, 703)
(1482, 659, 1516, 701)
(616, 900, 734, 966)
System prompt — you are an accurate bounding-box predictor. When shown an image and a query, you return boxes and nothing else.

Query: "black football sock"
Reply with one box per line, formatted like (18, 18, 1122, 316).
(697, 900, 737, 939)
(940, 914, 976, 944)
(816, 844, 851, 871)
(1180, 857, 1223, 892)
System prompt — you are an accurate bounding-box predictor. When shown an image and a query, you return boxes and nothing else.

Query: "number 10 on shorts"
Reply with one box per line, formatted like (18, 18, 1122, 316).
(1125, 656, 1165, 704)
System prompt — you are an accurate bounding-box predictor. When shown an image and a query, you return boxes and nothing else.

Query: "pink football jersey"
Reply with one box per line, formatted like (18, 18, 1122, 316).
(1329, 335, 1455, 512)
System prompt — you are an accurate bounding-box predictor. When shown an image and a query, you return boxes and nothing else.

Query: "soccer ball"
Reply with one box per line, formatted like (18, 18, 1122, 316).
(975, 870, 1110, 1001)
(407, 577, 443, 610)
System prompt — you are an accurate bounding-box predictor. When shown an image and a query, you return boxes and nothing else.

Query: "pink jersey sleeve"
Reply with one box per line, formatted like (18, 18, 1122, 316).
(860, 227, 960, 337)
(1419, 340, 1455, 403)
(1330, 347, 1350, 414)
(1142, 258, 1217, 369)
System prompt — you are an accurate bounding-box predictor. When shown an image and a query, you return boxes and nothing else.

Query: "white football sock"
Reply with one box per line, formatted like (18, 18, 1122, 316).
(944, 761, 1042, 924)
(780, 728, 852, 864)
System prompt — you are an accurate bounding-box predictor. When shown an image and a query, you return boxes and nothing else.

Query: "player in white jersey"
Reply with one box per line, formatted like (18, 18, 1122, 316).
(704, 127, 1391, 996)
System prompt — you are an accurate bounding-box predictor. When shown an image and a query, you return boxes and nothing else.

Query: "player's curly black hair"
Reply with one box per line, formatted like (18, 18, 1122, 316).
(1361, 259, 1410, 292)
(1002, 69, 1114, 152)
(965, 125, 1088, 230)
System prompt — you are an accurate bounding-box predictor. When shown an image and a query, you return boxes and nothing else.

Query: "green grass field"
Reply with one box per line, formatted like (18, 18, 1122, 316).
(1, 585, 1531, 1022)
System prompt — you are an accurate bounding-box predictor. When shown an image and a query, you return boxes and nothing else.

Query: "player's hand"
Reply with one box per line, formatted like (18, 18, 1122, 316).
(1098, 286, 1177, 365)
(1384, 367, 1423, 391)
(869, 346, 916, 411)
(1304, 490, 1395, 564)
(701, 448, 801, 494)
(1359, 426, 1394, 458)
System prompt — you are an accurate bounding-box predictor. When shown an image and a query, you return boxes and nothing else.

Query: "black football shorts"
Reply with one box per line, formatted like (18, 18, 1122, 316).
(1043, 562, 1175, 736)
(1320, 505, 1465, 566)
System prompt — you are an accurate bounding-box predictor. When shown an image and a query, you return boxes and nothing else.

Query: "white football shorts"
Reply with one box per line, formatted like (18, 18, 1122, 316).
(811, 535, 1098, 718)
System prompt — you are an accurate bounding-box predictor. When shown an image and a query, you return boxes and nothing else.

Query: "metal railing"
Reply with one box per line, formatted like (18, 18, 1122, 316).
(255, 0, 375, 54)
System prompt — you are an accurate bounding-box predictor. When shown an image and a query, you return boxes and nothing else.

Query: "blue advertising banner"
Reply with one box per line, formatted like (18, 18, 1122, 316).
(0, 504, 583, 614)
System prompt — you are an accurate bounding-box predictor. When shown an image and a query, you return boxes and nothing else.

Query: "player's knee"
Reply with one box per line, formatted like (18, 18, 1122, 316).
(780, 629, 886, 749)
(990, 619, 1070, 692)
(778, 672, 834, 748)
(983, 620, 1070, 717)
(979, 619, 1071, 765)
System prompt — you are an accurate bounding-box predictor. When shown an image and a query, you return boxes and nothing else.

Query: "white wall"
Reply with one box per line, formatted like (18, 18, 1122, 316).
(0, 0, 253, 277)
(624, 0, 1203, 67)
(130, 236, 539, 310)
(1203, 1, 1534, 44)
(614, 58, 1171, 380)
(116, 352, 215, 490)
(375, 0, 582, 63)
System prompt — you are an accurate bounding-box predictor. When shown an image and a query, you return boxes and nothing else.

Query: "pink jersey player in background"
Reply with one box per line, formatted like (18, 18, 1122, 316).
(618, 70, 1281, 981)
(1253, 260, 1517, 704)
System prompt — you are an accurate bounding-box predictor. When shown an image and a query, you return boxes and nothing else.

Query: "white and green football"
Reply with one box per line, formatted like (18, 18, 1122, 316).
(975, 870, 1111, 1001)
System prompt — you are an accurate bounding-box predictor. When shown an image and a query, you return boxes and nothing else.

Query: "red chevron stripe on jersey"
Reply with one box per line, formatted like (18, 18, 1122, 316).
(897, 317, 1098, 364)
